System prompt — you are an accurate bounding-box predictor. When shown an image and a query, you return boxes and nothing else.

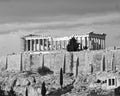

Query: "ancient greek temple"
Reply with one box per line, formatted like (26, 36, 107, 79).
(21, 32, 106, 52)
(21, 34, 53, 51)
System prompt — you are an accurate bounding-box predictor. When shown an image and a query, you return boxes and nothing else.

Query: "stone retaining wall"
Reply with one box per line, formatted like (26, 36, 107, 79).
(0, 50, 120, 76)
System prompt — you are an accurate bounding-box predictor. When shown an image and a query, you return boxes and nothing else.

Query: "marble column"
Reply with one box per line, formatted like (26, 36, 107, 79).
(102, 39, 104, 49)
(94, 38, 96, 50)
(98, 38, 100, 50)
(87, 37, 90, 50)
(99, 39, 101, 49)
(95, 38, 98, 50)
(59, 41, 62, 50)
(42, 39, 45, 50)
(46, 39, 49, 50)
(95, 38, 97, 50)
(49, 39, 51, 50)
(36, 39, 38, 51)
(91, 37, 93, 50)
(50, 38, 53, 50)
(31, 40, 34, 51)
(51, 38, 54, 50)
(98, 38, 100, 49)
(100, 39, 102, 49)
(92, 38, 94, 50)
(80, 37, 82, 50)
(93, 38, 95, 50)
(38, 39, 40, 51)
(43, 39, 45, 50)
(96, 38, 98, 50)
(33, 39, 36, 51)
(85, 37, 87, 47)
(104, 39, 106, 49)
(30, 40, 32, 51)
(88, 37, 91, 50)
(101, 39, 103, 49)
(57, 41, 59, 50)
(40, 39, 42, 51)
(23, 39, 25, 51)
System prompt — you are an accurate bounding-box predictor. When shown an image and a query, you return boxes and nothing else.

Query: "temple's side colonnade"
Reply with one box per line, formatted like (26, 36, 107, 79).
(21, 32, 106, 52)
(21, 35, 53, 51)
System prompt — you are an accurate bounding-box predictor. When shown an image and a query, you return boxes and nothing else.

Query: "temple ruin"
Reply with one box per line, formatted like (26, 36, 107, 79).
(21, 32, 106, 52)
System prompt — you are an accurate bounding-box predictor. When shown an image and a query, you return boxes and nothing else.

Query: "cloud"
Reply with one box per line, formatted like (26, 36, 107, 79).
(0, 12, 119, 35)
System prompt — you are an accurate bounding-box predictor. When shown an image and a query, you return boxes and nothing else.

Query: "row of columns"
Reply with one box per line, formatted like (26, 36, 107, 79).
(53, 40, 68, 50)
(89, 37, 106, 50)
(76, 37, 88, 50)
(24, 39, 51, 51)
(23, 36, 106, 51)
(76, 36, 106, 50)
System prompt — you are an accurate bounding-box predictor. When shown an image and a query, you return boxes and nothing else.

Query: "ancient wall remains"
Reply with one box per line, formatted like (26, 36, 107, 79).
(30, 54, 43, 71)
(0, 50, 120, 76)
(0, 56, 7, 71)
(7, 54, 21, 71)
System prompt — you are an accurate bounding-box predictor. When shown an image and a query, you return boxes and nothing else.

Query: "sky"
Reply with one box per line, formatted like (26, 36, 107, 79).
(0, 0, 120, 56)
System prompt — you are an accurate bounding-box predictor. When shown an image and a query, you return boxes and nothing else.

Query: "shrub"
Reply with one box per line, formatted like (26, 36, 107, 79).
(96, 79, 101, 83)
(37, 66, 53, 76)
(0, 86, 5, 96)
(115, 86, 120, 96)
(60, 68, 63, 88)
(67, 37, 79, 51)
(41, 82, 46, 96)
(83, 46, 88, 50)
(8, 87, 16, 96)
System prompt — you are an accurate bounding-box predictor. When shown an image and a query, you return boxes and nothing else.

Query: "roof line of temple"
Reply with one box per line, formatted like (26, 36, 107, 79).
(22, 31, 106, 40)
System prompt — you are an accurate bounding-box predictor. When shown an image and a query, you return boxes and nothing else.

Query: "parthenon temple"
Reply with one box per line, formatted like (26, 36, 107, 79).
(21, 32, 106, 52)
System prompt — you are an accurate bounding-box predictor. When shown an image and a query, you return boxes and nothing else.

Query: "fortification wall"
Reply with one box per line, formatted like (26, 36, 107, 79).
(7, 54, 21, 71)
(0, 56, 7, 71)
(22, 53, 31, 71)
(0, 50, 120, 76)
(30, 54, 43, 71)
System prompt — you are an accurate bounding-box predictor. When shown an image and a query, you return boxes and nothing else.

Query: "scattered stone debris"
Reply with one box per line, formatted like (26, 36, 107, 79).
(0, 71, 75, 96)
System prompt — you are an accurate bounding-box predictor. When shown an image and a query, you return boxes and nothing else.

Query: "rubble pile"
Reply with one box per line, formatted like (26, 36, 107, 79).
(0, 71, 75, 96)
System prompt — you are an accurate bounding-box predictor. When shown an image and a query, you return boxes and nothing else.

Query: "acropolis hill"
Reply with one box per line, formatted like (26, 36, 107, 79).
(0, 32, 119, 96)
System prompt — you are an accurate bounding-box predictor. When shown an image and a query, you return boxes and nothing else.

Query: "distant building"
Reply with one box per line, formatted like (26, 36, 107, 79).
(21, 32, 106, 52)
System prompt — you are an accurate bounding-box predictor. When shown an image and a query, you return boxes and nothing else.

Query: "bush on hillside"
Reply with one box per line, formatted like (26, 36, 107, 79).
(37, 66, 53, 76)
(67, 37, 79, 52)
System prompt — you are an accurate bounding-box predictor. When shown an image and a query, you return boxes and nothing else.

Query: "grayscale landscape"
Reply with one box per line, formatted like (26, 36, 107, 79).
(0, 0, 119, 96)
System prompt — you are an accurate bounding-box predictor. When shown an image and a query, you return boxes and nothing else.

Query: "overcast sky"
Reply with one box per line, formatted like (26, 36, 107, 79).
(0, 0, 120, 56)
